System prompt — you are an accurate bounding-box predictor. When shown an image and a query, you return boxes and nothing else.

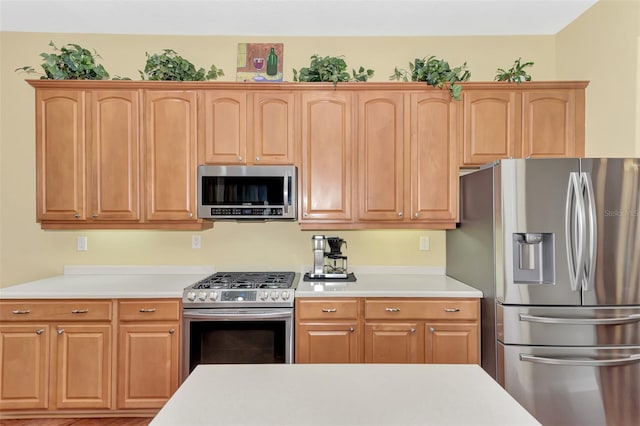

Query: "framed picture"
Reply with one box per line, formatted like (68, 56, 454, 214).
(237, 43, 284, 82)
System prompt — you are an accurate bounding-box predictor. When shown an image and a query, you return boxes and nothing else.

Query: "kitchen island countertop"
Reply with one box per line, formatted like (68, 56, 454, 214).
(151, 364, 539, 426)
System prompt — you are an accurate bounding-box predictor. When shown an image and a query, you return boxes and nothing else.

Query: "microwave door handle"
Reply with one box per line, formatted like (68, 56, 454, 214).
(520, 353, 640, 367)
(283, 171, 290, 214)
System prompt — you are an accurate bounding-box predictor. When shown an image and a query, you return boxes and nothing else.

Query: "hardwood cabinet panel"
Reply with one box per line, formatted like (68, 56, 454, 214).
(118, 299, 181, 322)
(53, 324, 112, 409)
(295, 323, 360, 363)
(89, 90, 140, 221)
(522, 90, 577, 158)
(252, 92, 296, 164)
(364, 322, 421, 363)
(117, 323, 179, 409)
(300, 91, 355, 222)
(357, 92, 405, 221)
(0, 300, 113, 322)
(296, 298, 359, 320)
(202, 91, 247, 164)
(144, 90, 198, 222)
(425, 322, 479, 364)
(35, 89, 86, 222)
(0, 324, 50, 410)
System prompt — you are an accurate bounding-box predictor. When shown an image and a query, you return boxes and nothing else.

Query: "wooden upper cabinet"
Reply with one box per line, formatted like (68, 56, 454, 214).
(357, 92, 405, 221)
(459, 83, 587, 168)
(144, 90, 199, 222)
(202, 91, 247, 164)
(522, 89, 583, 158)
(252, 92, 296, 164)
(35, 89, 86, 222)
(460, 90, 519, 167)
(299, 91, 355, 223)
(88, 90, 140, 222)
(409, 92, 458, 222)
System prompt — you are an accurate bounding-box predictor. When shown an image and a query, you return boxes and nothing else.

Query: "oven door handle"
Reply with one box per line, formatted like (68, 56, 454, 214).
(183, 309, 293, 320)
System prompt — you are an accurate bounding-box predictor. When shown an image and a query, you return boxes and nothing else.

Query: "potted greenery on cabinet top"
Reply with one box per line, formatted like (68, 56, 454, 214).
(495, 58, 534, 83)
(140, 49, 224, 81)
(15, 41, 111, 80)
(293, 54, 374, 87)
(390, 55, 471, 100)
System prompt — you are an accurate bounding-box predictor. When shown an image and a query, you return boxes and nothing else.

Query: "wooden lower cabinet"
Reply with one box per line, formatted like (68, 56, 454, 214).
(295, 297, 480, 365)
(116, 299, 181, 409)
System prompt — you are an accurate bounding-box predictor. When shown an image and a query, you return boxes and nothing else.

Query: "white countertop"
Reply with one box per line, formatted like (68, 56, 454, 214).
(0, 266, 482, 299)
(0, 266, 214, 299)
(151, 364, 540, 426)
(296, 274, 482, 298)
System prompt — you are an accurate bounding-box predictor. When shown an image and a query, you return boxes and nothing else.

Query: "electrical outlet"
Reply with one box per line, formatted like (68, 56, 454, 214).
(76, 236, 88, 251)
(419, 236, 430, 251)
(192, 235, 201, 249)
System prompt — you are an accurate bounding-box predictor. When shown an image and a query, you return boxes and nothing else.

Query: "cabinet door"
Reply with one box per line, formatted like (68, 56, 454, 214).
(296, 323, 359, 363)
(117, 323, 180, 409)
(364, 322, 421, 363)
(409, 92, 459, 222)
(357, 92, 405, 221)
(0, 324, 50, 410)
(144, 90, 198, 221)
(300, 91, 355, 222)
(202, 91, 247, 164)
(252, 92, 295, 164)
(460, 90, 519, 167)
(35, 89, 86, 222)
(53, 324, 112, 409)
(425, 322, 479, 364)
(522, 90, 578, 158)
(88, 90, 140, 221)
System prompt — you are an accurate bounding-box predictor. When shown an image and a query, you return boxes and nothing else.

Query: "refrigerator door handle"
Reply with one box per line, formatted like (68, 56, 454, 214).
(565, 172, 585, 291)
(520, 353, 640, 367)
(581, 172, 598, 291)
(520, 313, 640, 325)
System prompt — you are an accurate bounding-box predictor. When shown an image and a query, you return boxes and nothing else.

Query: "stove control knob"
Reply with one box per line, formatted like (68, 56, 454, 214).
(259, 291, 269, 301)
(281, 291, 290, 300)
(198, 291, 207, 301)
(209, 291, 218, 301)
(270, 291, 279, 300)
(186, 291, 196, 301)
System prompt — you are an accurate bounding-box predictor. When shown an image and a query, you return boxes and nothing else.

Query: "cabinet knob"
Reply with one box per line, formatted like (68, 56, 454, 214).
(414, 213, 419, 218)
(397, 212, 403, 217)
(74, 213, 81, 219)
(255, 156, 260, 161)
(349, 327, 355, 332)
(410, 328, 416, 333)
(188, 212, 193, 218)
(35, 329, 45, 335)
(303, 213, 308, 217)
(57, 328, 65, 335)
(237, 156, 243, 161)
(91, 213, 98, 219)
(169, 329, 175, 334)
(429, 327, 436, 333)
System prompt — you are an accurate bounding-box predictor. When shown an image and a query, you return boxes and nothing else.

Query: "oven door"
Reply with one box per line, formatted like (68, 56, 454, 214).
(182, 308, 293, 380)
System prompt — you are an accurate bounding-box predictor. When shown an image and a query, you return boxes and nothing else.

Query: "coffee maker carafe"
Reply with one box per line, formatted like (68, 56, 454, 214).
(309, 235, 349, 279)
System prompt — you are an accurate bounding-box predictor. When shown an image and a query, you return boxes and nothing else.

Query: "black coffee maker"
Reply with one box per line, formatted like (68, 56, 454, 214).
(308, 235, 349, 279)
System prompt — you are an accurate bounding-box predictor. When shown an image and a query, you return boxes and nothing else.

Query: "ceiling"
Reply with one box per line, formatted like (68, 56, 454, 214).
(0, 0, 598, 36)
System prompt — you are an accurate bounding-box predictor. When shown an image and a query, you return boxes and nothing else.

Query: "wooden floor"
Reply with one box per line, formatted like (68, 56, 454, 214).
(0, 418, 152, 426)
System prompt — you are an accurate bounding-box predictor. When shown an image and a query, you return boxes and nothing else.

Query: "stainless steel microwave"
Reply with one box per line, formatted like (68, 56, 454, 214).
(197, 165, 297, 220)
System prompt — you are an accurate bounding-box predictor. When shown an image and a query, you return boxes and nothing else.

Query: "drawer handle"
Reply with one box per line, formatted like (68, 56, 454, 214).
(35, 329, 45, 335)
(12, 309, 31, 315)
(444, 308, 461, 313)
(385, 307, 401, 312)
(321, 308, 337, 313)
(139, 308, 157, 313)
(71, 309, 89, 314)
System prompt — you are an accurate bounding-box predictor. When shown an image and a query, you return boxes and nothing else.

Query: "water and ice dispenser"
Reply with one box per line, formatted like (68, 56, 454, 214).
(512, 233, 555, 284)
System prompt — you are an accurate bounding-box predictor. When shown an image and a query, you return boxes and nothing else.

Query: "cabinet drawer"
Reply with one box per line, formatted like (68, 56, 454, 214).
(364, 299, 479, 321)
(297, 299, 359, 320)
(118, 299, 181, 321)
(0, 300, 113, 322)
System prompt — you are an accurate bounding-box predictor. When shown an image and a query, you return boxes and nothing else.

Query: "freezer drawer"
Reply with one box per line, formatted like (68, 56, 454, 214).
(499, 343, 640, 426)
(498, 304, 640, 346)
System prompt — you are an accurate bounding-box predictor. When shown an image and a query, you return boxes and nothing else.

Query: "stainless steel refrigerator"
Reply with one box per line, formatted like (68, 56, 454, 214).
(446, 158, 640, 426)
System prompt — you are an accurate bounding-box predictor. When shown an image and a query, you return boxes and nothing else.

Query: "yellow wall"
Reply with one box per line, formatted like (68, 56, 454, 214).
(1, 1, 638, 287)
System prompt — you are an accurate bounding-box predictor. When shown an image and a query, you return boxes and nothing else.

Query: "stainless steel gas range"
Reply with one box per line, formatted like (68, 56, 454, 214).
(182, 272, 298, 380)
